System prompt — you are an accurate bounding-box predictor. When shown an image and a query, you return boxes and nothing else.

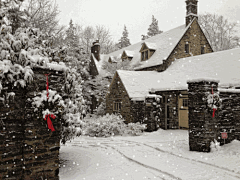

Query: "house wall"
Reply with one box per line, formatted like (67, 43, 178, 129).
(106, 73, 132, 123)
(137, 19, 213, 72)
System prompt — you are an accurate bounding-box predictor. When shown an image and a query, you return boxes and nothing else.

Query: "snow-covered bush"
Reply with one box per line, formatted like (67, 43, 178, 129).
(83, 114, 146, 137)
(83, 114, 126, 137)
(126, 122, 147, 136)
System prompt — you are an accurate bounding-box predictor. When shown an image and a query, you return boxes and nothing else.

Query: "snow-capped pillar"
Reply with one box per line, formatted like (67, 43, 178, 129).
(91, 40, 100, 61)
(187, 79, 220, 152)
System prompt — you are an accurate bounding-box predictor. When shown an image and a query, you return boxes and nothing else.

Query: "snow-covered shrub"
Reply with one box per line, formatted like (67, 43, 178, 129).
(83, 114, 146, 137)
(83, 114, 126, 137)
(126, 122, 147, 136)
(210, 139, 221, 152)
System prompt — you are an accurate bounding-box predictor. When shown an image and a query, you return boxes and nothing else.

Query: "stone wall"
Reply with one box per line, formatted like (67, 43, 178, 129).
(218, 90, 240, 144)
(0, 67, 64, 179)
(188, 80, 240, 152)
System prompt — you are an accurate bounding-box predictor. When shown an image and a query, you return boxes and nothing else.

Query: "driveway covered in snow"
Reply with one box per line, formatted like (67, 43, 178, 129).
(59, 130, 240, 180)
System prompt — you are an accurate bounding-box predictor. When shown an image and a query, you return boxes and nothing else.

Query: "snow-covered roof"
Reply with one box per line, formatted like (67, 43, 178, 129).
(144, 42, 157, 50)
(116, 70, 162, 101)
(124, 50, 134, 57)
(117, 48, 240, 99)
(152, 47, 240, 91)
(100, 20, 195, 70)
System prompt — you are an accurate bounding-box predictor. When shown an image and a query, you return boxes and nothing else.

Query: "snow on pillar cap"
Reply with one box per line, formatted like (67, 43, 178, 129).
(187, 78, 220, 83)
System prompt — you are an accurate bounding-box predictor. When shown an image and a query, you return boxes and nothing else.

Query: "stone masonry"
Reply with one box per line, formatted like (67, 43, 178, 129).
(188, 80, 219, 152)
(0, 67, 65, 180)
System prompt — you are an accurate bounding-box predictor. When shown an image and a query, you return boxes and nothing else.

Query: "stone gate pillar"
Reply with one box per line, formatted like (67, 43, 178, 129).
(187, 79, 220, 152)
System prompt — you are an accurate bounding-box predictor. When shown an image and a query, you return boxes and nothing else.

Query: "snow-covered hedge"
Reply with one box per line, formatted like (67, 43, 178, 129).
(83, 114, 146, 137)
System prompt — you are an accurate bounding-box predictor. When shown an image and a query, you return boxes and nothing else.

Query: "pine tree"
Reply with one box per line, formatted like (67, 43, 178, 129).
(65, 19, 80, 53)
(118, 25, 131, 49)
(147, 15, 163, 37)
(0, 0, 26, 34)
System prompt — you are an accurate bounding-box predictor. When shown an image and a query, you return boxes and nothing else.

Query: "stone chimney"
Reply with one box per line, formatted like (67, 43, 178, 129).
(185, 0, 198, 27)
(91, 40, 100, 61)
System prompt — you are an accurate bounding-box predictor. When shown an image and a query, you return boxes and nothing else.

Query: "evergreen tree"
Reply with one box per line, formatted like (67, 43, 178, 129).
(147, 15, 163, 37)
(118, 25, 131, 49)
(65, 19, 80, 52)
(0, 0, 26, 34)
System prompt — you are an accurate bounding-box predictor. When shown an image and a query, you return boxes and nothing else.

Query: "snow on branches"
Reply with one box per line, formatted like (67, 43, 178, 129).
(31, 89, 63, 116)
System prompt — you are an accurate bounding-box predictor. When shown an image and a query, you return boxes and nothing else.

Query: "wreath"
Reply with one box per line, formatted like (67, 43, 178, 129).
(204, 92, 222, 116)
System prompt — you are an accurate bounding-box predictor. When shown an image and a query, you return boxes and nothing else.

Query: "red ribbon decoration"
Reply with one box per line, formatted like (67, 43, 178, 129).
(44, 114, 56, 131)
(212, 86, 216, 118)
(44, 74, 55, 132)
(45, 74, 50, 99)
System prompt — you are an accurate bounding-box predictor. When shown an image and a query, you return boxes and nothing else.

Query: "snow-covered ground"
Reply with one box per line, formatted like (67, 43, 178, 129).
(59, 129, 240, 180)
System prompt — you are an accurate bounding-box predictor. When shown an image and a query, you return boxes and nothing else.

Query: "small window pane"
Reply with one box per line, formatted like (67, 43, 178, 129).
(201, 46, 205, 54)
(141, 52, 144, 61)
(113, 102, 121, 112)
(183, 99, 188, 107)
(185, 44, 189, 54)
(145, 51, 148, 60)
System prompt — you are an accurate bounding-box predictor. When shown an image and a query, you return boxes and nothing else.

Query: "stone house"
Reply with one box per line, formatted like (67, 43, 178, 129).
(90, 0, 239, 130)
(107, 47, 240, 130)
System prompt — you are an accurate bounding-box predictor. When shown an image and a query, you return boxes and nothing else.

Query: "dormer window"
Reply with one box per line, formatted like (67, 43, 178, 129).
(121, 50, 134, 61)
(140, 42, 156, 61)
(185, 43, 190, 54)
(108, 56, 118, 64)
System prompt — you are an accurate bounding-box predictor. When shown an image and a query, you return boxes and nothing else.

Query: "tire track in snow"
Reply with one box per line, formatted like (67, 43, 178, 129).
(105, 144, 181, 180)
(121, 139, 240, 179)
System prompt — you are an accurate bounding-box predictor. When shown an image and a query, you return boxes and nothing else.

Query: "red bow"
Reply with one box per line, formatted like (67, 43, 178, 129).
(44, 73, 56, 131)
(212, 86, 216, 118)
(44, 114, 56, 132)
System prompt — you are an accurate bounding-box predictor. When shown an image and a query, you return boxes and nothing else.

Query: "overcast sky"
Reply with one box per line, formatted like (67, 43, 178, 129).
(56, 0, 240, 44)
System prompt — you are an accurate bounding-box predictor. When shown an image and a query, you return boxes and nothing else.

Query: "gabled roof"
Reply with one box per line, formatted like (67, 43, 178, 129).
(142, 42, 157, 51)
(116, 48, 240, 100)
(124, 50, 134, 57)
(100, 19, 197, 71)
(116, 70, 161, 101)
